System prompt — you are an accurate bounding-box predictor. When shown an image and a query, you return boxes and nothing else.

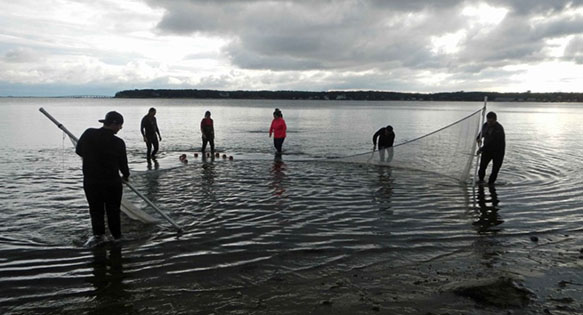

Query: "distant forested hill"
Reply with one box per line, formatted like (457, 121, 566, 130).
(115, 89, 583, 102)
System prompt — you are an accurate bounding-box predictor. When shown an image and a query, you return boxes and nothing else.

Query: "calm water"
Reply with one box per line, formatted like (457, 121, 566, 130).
(1, 98, 583, 314)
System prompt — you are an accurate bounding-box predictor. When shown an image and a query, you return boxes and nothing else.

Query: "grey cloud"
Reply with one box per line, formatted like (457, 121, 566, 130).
(489, 0, 577, 16)
(3, 47, 42, 63)
(145, 0, 583, 77)
(564, 35, 583, 64)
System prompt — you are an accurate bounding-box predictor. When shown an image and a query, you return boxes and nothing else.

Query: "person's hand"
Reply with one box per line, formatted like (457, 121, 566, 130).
(269, 133, 272, 138)
(202, 134, 206, 140)
(159, 135, 162, 141)
(476, 148, 482, 155)
(143, 136, 147, 142)
(122, 176, 129, 183)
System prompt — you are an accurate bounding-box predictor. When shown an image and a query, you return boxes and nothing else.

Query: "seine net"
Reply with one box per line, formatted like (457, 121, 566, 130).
(339, 106, 485, 183)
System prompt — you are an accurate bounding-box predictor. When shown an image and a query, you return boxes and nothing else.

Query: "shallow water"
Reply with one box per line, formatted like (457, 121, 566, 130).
(1, 98, 583, 314)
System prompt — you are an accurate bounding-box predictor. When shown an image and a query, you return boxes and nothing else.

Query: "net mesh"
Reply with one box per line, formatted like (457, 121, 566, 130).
(339, 106, 485, 183)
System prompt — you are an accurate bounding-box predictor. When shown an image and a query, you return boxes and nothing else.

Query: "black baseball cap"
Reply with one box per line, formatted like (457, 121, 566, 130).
(98, 111, 124, 125)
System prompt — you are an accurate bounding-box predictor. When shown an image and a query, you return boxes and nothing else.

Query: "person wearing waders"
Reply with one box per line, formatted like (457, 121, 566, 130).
(200, 111, 215, 154)
(477, 111, 505, 185)
(76, 111, 130, 244)
(141, 107, 162, 163)
(373, 125, 395, 162)
(269, 108, 287, 154)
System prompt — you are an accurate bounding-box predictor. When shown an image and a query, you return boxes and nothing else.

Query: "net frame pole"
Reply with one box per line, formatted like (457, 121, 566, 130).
(472, 97, 488, 187)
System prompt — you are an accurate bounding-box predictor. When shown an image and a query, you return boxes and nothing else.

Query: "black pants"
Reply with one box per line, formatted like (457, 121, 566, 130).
(478, 150, 504, 184)
(83, 181, 123, 239)
(274, 137, 285, 153)
(146, 136, 159, 160)
(202, 137, 215, 153)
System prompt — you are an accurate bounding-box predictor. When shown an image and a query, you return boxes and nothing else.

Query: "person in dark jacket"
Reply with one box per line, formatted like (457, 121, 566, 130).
(200, 111, 215, 154)
(76, 111, 130, 243)
(373, 125, 395, 162)
(140, 107, 161, 162)
(477, 111, 505, 185)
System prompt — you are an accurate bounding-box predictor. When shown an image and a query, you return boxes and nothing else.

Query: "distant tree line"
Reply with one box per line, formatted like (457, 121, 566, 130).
(114, 89, 583, 102)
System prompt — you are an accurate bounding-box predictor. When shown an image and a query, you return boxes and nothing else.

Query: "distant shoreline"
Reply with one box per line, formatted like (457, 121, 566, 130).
(114, 89, 583, 102)
(3, 89, 583, 102)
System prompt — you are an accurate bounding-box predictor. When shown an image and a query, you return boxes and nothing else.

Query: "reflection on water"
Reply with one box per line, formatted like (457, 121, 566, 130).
(373, 166, 393, 212)
(201, 156, 216, 201)
(89, 245, 131, 314)
(146, 159, 160, 170)
(271, 154, 286, 197)
(473, 184, 504, 233)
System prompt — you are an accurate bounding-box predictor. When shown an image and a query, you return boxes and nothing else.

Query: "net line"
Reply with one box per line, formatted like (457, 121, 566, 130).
(336, 104, 486, 183)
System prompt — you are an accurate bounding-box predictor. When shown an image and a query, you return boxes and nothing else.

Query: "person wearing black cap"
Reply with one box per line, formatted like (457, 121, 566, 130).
(76, 111, 130, 243)
(373, 125, 395, 162)
(140, 107, 162, 162)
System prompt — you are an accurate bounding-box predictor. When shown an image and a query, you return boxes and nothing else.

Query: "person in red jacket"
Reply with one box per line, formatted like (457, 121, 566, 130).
(269, 108, 287, 153)
(200, 110, 215, 154)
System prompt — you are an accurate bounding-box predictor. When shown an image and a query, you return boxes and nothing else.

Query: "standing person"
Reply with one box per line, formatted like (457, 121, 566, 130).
(200, 111, 215, 154)
(269, 108, 287, 154)
(477, 111, 505, 185)
(373, 125, 395, 162)
(140, 107, 162, 162)
(76, 111, 130, 244)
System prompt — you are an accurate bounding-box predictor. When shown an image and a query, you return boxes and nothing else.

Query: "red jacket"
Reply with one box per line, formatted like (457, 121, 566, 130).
(269, 117, 287, 139)
(200, 118, 214, 138)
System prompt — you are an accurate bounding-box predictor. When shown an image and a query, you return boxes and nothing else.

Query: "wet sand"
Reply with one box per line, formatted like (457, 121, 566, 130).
(91, 233, 579, 315)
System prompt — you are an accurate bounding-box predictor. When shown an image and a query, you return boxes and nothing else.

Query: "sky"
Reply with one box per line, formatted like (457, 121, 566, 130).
(1, 0, 583, 96)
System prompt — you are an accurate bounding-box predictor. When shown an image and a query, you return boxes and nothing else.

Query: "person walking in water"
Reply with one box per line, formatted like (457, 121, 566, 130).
(200, 111, 215, 154)
(140, 107, 161, 162)
(269, 108, 287, 154)
(76, 111, 130, 244)
(477, 111, 505, 185)
(373, 125, 395, 162)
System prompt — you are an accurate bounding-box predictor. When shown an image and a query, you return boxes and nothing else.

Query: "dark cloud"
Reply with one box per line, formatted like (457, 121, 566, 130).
(489, 0, 576, 16)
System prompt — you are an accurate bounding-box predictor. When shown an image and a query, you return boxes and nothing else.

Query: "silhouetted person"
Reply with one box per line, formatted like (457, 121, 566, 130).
(76, 111, 129, 243)
(141, 107, 161, 163)
(373, 125, 395, 162)
(477, 111, 505, 185)
(200, 111, 215, 154)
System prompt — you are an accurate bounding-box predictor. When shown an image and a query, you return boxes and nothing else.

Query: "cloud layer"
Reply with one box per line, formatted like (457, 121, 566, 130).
(1, 0, 583, 95)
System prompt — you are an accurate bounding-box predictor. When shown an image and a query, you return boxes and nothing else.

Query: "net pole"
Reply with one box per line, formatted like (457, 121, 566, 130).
(472, 97, 487, 187)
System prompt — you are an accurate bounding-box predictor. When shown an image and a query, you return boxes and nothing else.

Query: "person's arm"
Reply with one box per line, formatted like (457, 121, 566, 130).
(372, 129, 380, 150)
(269, 120, 275, 137)
(200, 119, 206, 139)
(119, 140, 130, 181)
(155, 118, 161, 141)
(476, 123, 485, 142)
(76, 130, 87, 157)
(140, 117, 147, 141)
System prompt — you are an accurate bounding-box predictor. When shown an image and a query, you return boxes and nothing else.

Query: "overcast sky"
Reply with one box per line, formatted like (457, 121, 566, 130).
(1, 0, 583, 96)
